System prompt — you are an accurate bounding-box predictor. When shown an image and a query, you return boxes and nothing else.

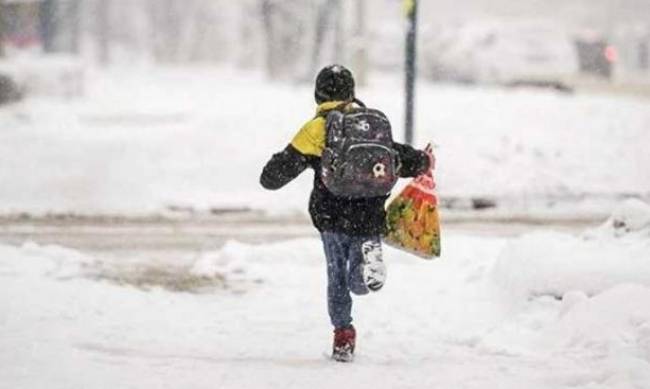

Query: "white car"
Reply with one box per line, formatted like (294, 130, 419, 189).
(422, 22, 580, 85)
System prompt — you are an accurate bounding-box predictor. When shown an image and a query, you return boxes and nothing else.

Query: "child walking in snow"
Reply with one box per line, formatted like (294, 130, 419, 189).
(260, 65, 432, 362)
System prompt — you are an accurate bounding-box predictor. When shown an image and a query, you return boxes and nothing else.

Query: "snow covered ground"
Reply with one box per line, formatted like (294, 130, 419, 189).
(1, 200, 649, 389)
(0, 65, 648, 216)
(1, 63, 649, 388)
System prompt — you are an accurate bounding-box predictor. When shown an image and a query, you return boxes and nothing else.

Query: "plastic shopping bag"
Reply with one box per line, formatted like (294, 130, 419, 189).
(384, 144, 441, 259)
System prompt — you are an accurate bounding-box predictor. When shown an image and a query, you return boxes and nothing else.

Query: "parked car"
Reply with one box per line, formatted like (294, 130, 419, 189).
(422, 22, 583, 87)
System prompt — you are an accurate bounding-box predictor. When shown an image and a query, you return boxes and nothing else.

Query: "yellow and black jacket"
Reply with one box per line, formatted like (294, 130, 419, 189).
(260, 101, 429, 236)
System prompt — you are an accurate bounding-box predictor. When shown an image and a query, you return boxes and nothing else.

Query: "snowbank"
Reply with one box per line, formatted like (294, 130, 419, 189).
(190, 239, 322, 286)
(477, 200, 650, 388)
(589, 198, 650, 238)
(537, 284, 650, 388)
(548, 284, 650, 358)
(0, 241, 93, 280)
(490, 199, 650, 300)
(0, 55, 85, 98)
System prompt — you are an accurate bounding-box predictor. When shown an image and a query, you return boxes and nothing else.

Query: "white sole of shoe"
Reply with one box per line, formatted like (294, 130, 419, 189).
(361, 241, 386, 291)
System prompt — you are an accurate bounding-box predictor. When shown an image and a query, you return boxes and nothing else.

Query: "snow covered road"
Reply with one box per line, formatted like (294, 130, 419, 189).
(0, 210, 602, 252)
(2, 202, 650, 389)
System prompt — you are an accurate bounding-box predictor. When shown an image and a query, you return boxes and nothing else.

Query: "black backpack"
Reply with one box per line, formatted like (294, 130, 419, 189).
(321, 106, 399, 198)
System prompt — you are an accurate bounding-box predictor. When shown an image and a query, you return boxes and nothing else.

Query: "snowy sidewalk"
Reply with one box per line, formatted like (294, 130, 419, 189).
(2, 201, 650, 389)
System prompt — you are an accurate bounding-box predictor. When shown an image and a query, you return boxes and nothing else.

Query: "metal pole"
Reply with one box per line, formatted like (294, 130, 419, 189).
(69, 0, 81, 54)
(404, 0, 417, 145)
(353, 0, 368, 86)
(39, 0, 57, 53)
(97, 0, 110, 65)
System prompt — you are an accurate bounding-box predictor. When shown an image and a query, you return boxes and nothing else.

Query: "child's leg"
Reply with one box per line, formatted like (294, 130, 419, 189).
(349, 236, 385, 293)
(321, 232, 354, 329)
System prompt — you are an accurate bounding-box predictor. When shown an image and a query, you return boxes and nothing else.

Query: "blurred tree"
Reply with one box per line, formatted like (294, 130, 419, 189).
(68, 0, 81, 54)
(261, 0, 310, 79)
(261, 0, 281, 78)
(96, 0, 111, 64)
(186, 1, 216, 62)
(0, 2, 4, 57)
(237, 2, 260, 68)
(37, 0, 82, 54)
(54, 0, 82, 54)
(640, 39, 649, 70)
(332, 0, 343, 60)
(39, 0, 57, 53)
(148, 0, 193, 63)
(311, 0, 343, 77)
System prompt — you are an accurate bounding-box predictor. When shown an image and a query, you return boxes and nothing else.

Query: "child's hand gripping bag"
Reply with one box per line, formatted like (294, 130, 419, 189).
(384, 144, 441, 259)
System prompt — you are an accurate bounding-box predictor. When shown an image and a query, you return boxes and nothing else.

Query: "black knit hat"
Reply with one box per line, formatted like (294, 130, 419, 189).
(314, 64, 355, 104)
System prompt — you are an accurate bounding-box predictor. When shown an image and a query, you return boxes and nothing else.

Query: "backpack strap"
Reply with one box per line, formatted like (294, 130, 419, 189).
(319, 98, 368, 147)
(316, 97, 366, 119)
(352, 97, 366, 108)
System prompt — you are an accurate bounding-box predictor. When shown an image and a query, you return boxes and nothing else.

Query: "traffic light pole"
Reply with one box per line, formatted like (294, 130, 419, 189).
(404, 0, 417, 145)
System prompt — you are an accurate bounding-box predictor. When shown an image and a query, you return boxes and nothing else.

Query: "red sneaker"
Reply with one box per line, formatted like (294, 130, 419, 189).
(332, 326, 356, 362)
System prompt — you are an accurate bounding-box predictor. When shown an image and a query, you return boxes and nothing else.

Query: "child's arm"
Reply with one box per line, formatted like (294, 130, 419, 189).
(260, 117, 324, 190)
(393, 142, 432, 178)
(260, 144, 310, 190)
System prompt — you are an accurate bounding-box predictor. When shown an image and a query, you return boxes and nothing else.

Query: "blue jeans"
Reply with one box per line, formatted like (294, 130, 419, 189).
(321, 231, 381, 329)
